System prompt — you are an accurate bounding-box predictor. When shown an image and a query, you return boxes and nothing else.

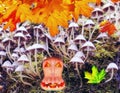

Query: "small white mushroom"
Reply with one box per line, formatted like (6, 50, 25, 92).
(68, 22, 79, 28)
(2, 60, 12, 68)
(81, 41, 96, 51)
(92, 8, 104, 19)
(105, 63, 118, 83)
(74, 34, 86, 44)
(84, 20, 95, 28)
(33, 25, 44, 43)
(16, 26, 28, 35)
(13, 47, 26, 54)
(53, 36, 65, 46)
(81, 41, 96, 61)
(74, 51, 85, 60)
(53, 36, 68, 55)
(70, 56, 84, 64)
(14, 33, 26, 53)
(102, 3, 115, 13)
(68, 22, 79, 40)
(17, 54, 29, 63)
(68, 43, 78, 52)
(97, 32, 109, 39)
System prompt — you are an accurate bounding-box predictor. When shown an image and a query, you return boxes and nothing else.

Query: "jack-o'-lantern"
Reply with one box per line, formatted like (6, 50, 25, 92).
(40, 57, 65, 91)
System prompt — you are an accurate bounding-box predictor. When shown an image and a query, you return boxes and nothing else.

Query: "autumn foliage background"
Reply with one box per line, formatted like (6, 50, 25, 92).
(0, 0, 104, 36)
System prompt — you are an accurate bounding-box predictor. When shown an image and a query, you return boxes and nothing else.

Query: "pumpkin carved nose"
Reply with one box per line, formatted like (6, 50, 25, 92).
(40, 57, 65, 91)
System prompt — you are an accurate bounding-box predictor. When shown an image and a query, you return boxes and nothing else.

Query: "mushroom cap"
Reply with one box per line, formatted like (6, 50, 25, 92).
(106, 63, 118, 72)
(15, 65, 24, 72)
(11, 53, 19, 58)
(68, 22, 79, 32)
(102, 3, 115, 12)
(74, 51, 85, 60)
(53, 37, 65, 45)
(84, 20, 95, 27)
(17, 54, 29, 63)
(13, 47, 26, 53)
(81, 41, 96, 51)
(16, 26, 28, 34)
(70, 56, 84, 64)
(33, 25, 44, 35)
(68, 43, 78, 52)
(2, 61, 12, 68)
(97, 32, 109, 39)
(2, 37, 14, 43)
(92, 8, 104, 18)
(41, 33, 52, 42)
(0, 50, 6, 56)
(68, 22, 79, 28)
(32, 43, 47, 51)
(2, 37, 15, 46)
(74, 34, 86, 44)
(26, 43, 47, 53)
(13, 33, 26, 41)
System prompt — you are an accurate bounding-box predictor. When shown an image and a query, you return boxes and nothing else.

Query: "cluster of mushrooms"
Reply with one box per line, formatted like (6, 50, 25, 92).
(0, 0, 120, 90)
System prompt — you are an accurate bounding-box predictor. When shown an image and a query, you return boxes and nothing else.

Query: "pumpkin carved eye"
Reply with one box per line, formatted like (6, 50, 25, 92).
(44, 62, 51, 67)
(55, 62, 62, 67)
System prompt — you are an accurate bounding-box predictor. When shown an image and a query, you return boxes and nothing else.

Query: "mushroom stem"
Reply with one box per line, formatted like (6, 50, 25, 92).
(81, 16, 85, 35)
(75, 63, 82, 87)
(6, 42, 13, 62)
(18, 37, 21, 55)
(84, 47, 90, 62)
(105, 69, 114, 83)
(7, 69, 17, 82)
(89, 18, 99, 41)
(19, 72, 33, 87)
(89, 26, 96, 41)
(27, 53, 37, 75)
(0, 57, 3, 64)
(46, 38, 51, 57)
(34, 49, 40, 76)
(36, 29, 39, 44)
(59, 45, 69, 58)
(51, 43, 63, 55)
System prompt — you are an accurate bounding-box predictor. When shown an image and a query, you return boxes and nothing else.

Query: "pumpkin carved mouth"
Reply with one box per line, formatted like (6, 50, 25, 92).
(41, 81, 65, 89)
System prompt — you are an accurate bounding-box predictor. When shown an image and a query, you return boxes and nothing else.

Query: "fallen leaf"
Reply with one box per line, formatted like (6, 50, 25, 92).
(100, 20, 116, 35)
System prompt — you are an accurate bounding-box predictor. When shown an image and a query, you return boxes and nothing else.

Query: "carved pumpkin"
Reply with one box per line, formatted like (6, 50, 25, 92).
(40, 57, 65, 91)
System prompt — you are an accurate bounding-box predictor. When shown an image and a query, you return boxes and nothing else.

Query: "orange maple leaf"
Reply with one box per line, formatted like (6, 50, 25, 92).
(99, 20, 116, 35)
(1, 0, 34, 32)
(32, 0, 72, 36)
(43, 10, 71, 36)
(74, 1, 93, 19)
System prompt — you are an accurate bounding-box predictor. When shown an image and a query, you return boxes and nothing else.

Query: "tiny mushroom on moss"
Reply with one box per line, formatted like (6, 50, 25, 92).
(105, 62, 118, 83)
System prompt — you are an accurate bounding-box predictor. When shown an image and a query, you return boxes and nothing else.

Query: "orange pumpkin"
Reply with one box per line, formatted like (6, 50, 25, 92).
(40, 57, 65, 91)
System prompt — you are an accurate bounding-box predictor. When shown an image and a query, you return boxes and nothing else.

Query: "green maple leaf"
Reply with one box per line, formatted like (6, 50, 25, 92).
(84, 66, 106, 84)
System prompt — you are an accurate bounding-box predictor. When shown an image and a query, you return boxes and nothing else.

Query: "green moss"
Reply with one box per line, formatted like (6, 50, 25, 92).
(94, 42, 118, 59)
